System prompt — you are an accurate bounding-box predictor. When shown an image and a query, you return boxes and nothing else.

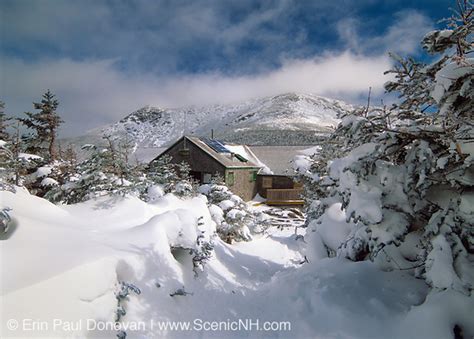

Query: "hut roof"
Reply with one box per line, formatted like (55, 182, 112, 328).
(159, 136, 263, 169)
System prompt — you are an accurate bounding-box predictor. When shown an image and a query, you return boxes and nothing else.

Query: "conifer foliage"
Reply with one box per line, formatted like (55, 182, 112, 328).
(0, 101, 9, 141)
(19, 90, 63, 159)
(45, 137, 148, 204)
(300, 1, 473, 293)
(198, 178, 265, 243)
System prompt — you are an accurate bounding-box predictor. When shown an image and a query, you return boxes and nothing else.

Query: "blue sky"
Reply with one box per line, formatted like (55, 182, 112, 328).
(1, 0, 452, 136)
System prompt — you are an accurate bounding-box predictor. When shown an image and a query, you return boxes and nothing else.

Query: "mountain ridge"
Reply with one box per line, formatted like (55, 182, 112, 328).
(65, 93, 356, 157)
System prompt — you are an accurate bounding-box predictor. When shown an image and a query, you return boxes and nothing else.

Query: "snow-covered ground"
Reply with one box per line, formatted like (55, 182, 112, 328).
(1, 188, 473, 338)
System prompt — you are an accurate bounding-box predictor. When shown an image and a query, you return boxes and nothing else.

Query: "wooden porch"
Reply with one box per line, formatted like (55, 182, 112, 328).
(265, 188, 304, 206)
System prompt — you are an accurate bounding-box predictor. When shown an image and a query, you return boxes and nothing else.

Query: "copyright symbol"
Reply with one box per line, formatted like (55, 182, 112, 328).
(7, 319, 19, 331)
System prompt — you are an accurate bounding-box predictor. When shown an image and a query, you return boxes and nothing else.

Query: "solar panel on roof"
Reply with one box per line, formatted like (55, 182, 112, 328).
(202, 138, 231, 153)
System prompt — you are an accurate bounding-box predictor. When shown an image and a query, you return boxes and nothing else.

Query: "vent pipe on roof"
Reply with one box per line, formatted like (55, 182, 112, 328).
(211, 129, 214, 139)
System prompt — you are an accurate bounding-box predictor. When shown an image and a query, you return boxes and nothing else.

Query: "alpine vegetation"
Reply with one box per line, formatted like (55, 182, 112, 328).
(298, 2, 473, 293)
(198, 180, 266, 243)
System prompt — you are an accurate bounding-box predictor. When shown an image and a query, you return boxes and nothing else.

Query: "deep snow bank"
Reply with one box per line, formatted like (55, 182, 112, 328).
(1, 189, 473, 338)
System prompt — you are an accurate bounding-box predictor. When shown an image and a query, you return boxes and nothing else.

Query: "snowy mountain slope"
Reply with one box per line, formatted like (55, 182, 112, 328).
(74, 93, 354, 149)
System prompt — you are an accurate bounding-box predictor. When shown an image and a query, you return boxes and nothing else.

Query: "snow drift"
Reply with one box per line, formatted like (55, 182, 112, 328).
(2, 188, 473, 338)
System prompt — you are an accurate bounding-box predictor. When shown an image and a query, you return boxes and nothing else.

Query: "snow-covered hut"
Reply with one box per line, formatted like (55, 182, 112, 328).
(152, 136, 263, 201)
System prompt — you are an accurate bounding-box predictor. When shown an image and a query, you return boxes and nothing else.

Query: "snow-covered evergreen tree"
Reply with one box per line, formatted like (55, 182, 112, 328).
(19, 90, 63, 160)
(0, 103, 18, 190)
(0, 140, 17, 191)
(0, 95, 78, 196)
(301, 1, 473, 293)
(0, 123, 44, 192)
(173, 161, 198, 197)
(147, 154, 178, 193)
(147, 157, 198, 198)
(0, 101, 10, 141)
(198, 177, 265, 242)
(45, 138, 147, 204)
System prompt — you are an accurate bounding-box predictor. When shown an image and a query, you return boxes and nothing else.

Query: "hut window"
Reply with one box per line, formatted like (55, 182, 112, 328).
(262, 177, 272, 188)
(227, 172, 235, 186)
(250, 171, 257, 182)
(178, 149, 190, 156)
(203, 173, 212, 184)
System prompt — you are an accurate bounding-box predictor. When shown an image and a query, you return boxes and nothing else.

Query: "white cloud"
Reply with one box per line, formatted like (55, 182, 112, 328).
(1, 2, 436, 137)
(380, 11, 433, 54)
(1, 7, 433, 136)
(161, 52, 392, 105)
(337, 10, 433, 55)
(1, 52, 392, 136)
(1, 58, 161, 134)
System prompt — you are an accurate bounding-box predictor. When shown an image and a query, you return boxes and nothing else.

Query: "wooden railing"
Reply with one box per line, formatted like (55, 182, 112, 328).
(266, 188, 303, 204)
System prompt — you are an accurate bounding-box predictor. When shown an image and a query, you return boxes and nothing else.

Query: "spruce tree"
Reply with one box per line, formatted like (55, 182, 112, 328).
(147, 155, 179, 193)
(20, 90, 63, 159)
(0, 101, 10, 141)
(300, 1, 473, 292)
(45, 137, 148, 204)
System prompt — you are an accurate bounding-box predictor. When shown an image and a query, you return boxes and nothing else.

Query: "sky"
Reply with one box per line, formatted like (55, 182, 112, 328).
(0, 0, 452, 136)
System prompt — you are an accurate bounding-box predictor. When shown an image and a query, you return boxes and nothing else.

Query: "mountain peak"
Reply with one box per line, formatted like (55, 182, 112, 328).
(104, 93, 355, 147)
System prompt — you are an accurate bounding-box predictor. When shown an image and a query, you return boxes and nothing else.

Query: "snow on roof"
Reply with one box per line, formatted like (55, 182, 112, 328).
(185, 136, 262, 169)
(248, 146, 309, 176)
(224, 145, 252, 161)
(224, 144, 272, 173)
(298, 145, 321, 156)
